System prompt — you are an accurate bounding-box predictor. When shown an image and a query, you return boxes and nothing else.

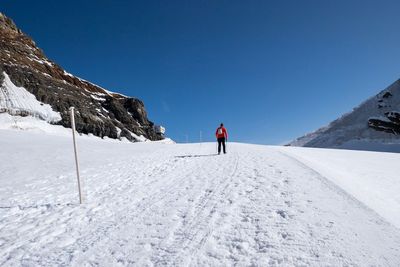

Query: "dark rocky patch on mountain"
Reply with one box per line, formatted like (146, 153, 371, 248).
(0, 12, 164, 141)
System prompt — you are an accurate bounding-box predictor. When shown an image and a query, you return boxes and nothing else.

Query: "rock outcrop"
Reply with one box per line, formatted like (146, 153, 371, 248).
(0, 12, 163, 141)
(368, 90, 400, 134)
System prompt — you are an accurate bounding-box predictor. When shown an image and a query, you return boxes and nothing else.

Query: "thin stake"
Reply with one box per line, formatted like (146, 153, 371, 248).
(70, 107, 83, 204)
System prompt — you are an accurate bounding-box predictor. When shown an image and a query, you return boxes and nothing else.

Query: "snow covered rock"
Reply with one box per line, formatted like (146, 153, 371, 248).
(154, 125, 166, 135)
(0, 12, 163, 141)
(0, 72, 61, 122)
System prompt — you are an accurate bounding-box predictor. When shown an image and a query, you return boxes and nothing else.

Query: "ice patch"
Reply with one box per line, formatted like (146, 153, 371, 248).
(0, 72, 61, 123)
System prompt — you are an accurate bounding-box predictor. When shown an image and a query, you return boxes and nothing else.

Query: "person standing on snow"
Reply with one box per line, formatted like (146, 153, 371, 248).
(216, 123, 228, 154)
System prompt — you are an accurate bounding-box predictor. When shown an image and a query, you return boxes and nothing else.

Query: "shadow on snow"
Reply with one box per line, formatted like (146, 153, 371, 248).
(174, 154, 218, 159)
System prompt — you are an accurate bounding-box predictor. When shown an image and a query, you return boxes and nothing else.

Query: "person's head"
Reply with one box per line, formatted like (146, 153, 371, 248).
(220, 123, 224, 127)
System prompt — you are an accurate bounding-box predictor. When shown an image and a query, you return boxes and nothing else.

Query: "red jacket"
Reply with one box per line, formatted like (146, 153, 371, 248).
(216, 126, 228, 139)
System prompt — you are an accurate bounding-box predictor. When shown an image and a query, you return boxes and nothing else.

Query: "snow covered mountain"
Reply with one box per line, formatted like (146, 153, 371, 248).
(0, 13, 164, 141)
(289, 78, 400, 152)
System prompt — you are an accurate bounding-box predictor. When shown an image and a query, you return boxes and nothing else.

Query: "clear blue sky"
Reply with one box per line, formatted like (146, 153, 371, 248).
(2, 0, 400, 144)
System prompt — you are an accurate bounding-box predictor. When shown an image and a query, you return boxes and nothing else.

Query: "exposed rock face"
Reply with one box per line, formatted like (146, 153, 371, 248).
(0, 13, 163, 141)
(289, 79, 400, 148)
(368, 111, 400, 135)
(368, 91, 400, 134)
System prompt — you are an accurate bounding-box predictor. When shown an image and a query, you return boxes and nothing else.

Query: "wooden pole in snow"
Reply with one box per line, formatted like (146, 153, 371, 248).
(69, 107, 83, 204)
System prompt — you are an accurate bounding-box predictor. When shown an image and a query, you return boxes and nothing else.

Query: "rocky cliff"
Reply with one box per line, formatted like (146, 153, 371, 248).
(0, 12, 164, 141)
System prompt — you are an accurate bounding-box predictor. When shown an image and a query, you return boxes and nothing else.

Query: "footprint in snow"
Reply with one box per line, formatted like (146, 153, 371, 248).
(276, 210, 287, 219)
(280, 232, 289, 239)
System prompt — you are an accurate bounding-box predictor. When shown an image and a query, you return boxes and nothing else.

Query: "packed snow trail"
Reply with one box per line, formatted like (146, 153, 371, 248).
(1, 130, 400, 266)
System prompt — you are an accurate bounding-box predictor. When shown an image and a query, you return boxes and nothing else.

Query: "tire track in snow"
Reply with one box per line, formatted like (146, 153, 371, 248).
(187, 148, 348, 266)
(1, 154, 202, 266)
(165, 149, 301, 266)
(157, 151, 240, 266)
(67, 153, 215, 266)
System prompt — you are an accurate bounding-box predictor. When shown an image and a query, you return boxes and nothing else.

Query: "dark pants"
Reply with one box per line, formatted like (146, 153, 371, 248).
(218, 137, 226, 154)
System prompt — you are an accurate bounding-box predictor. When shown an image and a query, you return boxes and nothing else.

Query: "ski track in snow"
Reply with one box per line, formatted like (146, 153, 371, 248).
(1, 131, 400, 266)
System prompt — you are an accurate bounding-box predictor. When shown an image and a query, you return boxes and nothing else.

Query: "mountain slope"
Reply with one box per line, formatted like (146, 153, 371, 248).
(0, 12, 163, 141)
(1, 130, 400, 266)
(289, 79, 400, 151)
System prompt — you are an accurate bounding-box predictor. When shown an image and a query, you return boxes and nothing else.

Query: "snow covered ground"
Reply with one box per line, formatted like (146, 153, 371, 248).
(277, 146, 400, 229)
(1, 129, 400, 266)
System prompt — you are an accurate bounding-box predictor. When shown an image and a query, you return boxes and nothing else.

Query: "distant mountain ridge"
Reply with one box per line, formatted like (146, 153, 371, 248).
(289, 78, 400, 151)
(0, 12, 164, 141)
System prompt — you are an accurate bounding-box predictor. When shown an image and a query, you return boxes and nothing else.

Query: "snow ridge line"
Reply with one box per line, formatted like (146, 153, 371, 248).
(275, 149, 396, 229)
